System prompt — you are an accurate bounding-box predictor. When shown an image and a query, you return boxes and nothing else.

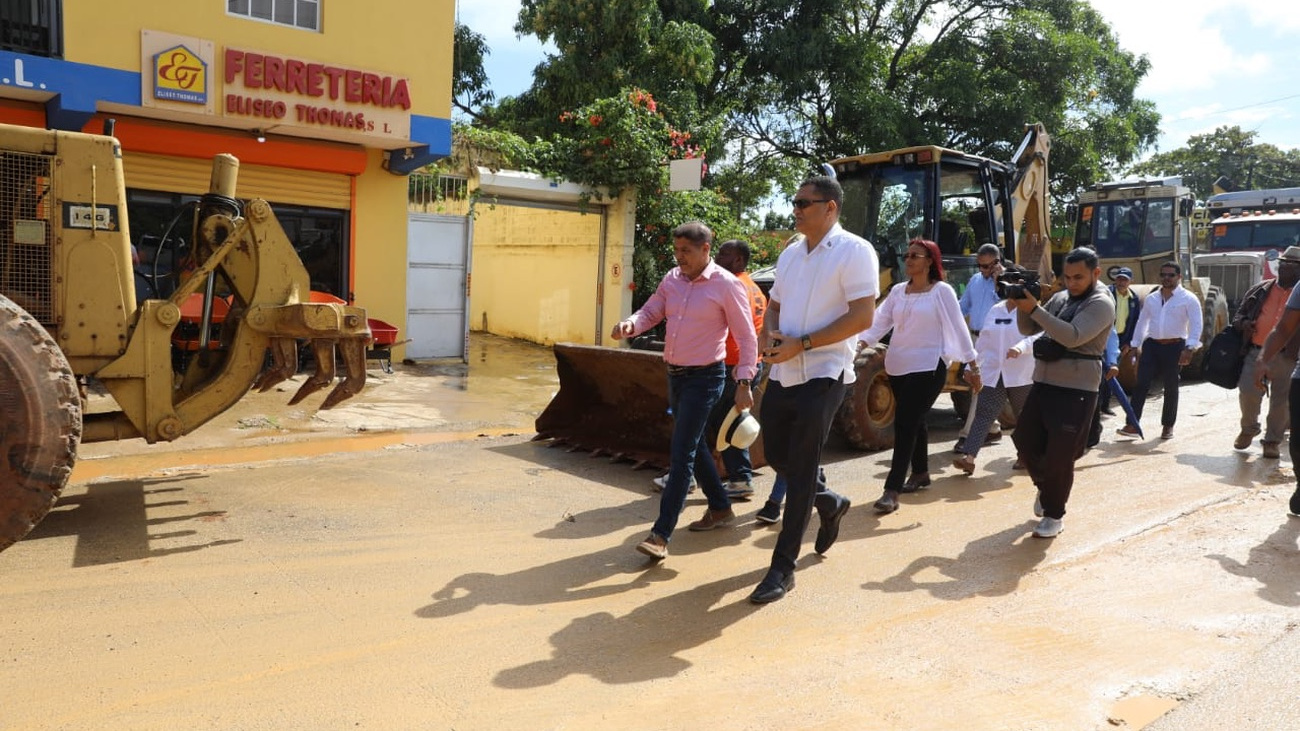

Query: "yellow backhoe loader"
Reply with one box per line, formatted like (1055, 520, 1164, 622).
(0, 122, 370, 552)
(535, 124, 1054, 463)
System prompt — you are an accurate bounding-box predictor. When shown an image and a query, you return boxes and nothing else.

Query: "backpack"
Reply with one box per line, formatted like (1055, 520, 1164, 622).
(1202, 327, 1247, 389)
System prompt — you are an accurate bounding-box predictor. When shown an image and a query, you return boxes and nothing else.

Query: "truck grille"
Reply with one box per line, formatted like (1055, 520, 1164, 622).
(0, 151, 55, 324)
(1200, 262, 1256, 314)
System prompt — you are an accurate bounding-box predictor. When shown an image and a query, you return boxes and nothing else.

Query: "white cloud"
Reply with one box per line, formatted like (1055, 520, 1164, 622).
(455, 0, 526, 44)
(1087, 0, 1300, 152)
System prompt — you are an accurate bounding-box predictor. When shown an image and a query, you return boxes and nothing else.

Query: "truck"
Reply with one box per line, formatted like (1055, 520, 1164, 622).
(0, 122, 371, 552)
(535, 124, 1055, 458)
(1197, 187, 1300, 308)
(1069, 176, 1233, 372)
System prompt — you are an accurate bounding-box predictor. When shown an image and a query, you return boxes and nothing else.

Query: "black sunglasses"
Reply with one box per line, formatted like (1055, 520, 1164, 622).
(792, 198, 829, 210)
(1159, 272, 1178, 278)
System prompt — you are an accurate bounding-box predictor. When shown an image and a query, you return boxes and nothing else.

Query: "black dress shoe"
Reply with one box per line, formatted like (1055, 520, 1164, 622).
(873, 490, 900, 514)
(815, 496, 851, 555)
(749, 569, 795, 604)
(899, 472, 931, 493)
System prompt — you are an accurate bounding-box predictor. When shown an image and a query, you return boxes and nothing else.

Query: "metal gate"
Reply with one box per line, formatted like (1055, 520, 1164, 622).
(406, 213, 470, 360)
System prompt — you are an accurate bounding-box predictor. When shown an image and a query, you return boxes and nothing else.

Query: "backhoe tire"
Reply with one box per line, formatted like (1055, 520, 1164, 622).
(833, 345, 895, 451)
(1185, 285, 1228, 378)
(0, 294, 81, 552)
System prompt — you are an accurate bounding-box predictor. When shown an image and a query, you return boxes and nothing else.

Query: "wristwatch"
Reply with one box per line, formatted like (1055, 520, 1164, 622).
(736, 379, 751, 387)
(801, 334, 814, 351)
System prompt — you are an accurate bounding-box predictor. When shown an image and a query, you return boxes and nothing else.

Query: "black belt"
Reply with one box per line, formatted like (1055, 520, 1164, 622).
(666, 361, 723, 376)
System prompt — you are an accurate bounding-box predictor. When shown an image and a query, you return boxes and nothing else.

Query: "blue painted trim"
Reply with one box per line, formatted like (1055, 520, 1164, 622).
(386, 115, 452, 174)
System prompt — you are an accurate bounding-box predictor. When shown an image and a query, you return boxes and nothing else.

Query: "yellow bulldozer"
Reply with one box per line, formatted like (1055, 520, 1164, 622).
(536, 124, 1055, 463)
(0, 122, 371, 552)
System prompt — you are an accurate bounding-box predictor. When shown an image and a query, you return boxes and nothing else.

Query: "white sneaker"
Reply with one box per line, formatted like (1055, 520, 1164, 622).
(651, 474, 696, 493)
(1032, 517, 1063, 538)
(1033, 492, 1044, 518)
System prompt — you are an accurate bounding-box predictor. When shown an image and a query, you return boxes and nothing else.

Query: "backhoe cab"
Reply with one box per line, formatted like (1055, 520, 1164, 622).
(820, 124, 1055, 449)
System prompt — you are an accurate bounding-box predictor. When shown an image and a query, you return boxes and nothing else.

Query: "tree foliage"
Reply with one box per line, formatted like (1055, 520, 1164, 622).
(489, 0, 1159, 216)
(1128, 126, 1300, 199)
(453, 0, 1164, 287)
(452, 23, 494, 121)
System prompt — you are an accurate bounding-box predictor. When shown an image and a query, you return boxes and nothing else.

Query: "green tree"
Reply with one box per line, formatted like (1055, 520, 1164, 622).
(495, 0, 1159, 222)
(710, 0, 1159, 208)
(452, 23, 494, 121)
(1129, 126, 1300, 199)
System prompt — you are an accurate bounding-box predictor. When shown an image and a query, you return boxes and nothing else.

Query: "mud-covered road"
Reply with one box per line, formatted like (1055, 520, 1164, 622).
(3, 334, 1298, 731)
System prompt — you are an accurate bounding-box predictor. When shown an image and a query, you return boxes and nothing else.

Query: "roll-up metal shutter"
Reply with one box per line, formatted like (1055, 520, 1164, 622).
(123, 152, 351, 210)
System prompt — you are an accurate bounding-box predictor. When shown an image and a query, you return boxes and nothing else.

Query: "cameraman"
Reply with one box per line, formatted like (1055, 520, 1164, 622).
(1009, 247, 1116, 538)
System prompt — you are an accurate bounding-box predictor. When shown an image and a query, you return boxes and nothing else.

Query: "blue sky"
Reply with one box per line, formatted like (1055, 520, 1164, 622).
(455, 0, 1300, 158)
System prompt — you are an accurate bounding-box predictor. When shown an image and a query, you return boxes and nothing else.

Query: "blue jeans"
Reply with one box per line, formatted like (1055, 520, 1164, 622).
(769, 473, 788, 504)
(652, 364, 729, 541)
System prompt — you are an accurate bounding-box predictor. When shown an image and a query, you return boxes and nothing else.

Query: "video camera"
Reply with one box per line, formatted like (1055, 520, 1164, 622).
(997, 269, 1042, 301)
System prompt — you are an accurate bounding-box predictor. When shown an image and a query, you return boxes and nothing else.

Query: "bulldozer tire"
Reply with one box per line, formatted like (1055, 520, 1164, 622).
(1185, 285, 1228, 378)
(0, 294, 81, 552)
(833, 345, 895, 451)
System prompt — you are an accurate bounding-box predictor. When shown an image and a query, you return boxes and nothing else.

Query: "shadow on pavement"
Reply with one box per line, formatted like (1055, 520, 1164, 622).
(1208, 516, 1300, 607)
(26, 473, 241, 566)
(492, 571, 764, 688)
(861, 521, 1051, 600)
(415, 538, 682, 620)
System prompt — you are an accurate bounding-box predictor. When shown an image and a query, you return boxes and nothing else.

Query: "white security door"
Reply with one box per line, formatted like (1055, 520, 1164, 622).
(406, 213, 470, 359)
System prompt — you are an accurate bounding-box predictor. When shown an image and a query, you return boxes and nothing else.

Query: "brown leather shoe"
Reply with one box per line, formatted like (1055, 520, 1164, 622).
(952, 454, 976, 475)
(1161, 425, 1174, 440)
(1263, 441, 1281, 459)
(687, 508, 736, 531)
(1234, 430, 1258, 450)
(1116, 424, 1141, 439)
(635, 533, 668, 560)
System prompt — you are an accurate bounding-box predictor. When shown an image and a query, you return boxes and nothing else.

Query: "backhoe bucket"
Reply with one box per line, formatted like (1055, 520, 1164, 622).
(535, 343, 765, 471)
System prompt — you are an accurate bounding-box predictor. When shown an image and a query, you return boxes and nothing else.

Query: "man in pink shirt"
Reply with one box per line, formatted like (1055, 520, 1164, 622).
(612, 221, 759, 561)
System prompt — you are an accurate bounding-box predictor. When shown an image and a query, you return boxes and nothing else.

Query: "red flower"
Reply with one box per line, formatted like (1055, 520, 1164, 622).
(589, 114, 602, 127)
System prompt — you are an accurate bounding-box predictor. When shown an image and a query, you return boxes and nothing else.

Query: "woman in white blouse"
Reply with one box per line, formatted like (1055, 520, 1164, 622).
(859, 238, 980, 515)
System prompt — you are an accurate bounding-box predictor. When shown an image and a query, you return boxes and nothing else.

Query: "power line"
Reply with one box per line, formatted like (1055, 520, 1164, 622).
(1204, 93, 1300, 118)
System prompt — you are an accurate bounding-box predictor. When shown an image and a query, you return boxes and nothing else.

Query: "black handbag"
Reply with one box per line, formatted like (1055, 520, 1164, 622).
(1203, 327, 1247, 389)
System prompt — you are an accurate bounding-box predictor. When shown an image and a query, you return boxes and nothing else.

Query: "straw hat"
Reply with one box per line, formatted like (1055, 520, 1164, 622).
(716, 406, 761, 452)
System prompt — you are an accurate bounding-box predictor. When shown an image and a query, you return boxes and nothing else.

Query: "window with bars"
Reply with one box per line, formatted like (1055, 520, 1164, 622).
(227, 0, 319, 32)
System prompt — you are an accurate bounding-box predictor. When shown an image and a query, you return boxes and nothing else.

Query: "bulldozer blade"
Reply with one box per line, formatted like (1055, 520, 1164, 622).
(289, 338, 337, 405)
(254, 338, 299, 393)
(534, 343, 765, 471)
(319, 337, 368, 410)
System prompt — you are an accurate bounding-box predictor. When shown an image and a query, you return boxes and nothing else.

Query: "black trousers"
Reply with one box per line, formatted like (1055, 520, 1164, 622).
(884, 362, 947, 491)
(761, 377, 846, 575)
(1012, 382, 1097, 520)
(1133, 339, 1184, 427)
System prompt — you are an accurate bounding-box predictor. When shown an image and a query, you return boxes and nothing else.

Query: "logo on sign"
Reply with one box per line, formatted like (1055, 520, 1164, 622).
(154, 44, 207, 104)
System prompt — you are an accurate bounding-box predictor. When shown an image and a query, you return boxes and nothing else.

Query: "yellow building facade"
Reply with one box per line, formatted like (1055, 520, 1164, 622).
(0, 1, 454, 349)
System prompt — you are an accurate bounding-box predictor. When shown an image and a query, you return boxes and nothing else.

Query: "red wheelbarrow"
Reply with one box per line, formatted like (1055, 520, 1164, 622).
(309, 292, 402, 374)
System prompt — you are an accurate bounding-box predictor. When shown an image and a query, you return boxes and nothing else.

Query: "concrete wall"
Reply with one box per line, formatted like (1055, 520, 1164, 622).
(414, 168, 636, 347)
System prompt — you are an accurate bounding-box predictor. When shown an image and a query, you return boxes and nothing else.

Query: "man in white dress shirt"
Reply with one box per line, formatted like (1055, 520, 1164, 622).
(1118, 261, 1202, 440)
(748, 176, 879, 604)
